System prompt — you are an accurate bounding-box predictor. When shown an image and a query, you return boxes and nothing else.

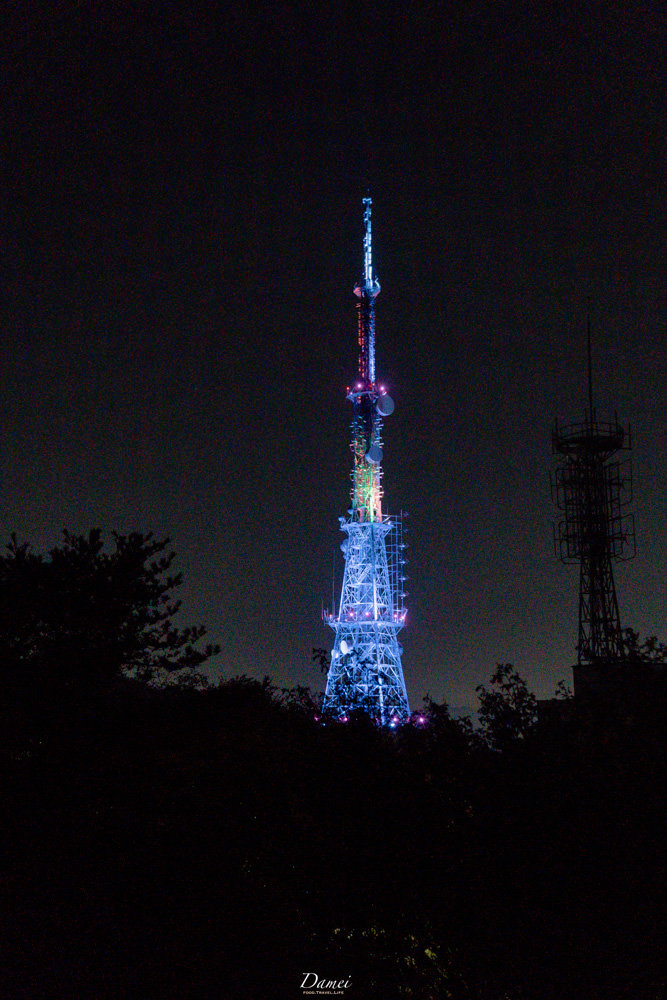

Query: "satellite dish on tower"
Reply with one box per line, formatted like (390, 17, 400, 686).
(376, 394, 394, 416)
(340, 640, 350, 655)
(365, 444, 383, 465)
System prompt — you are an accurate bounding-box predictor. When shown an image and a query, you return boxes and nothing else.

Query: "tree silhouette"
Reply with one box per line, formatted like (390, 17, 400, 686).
(476, 663, 537, 751)
(0, 529, 219, 697)
(623, 627, 667, 665)
(312, 647, 330, 673)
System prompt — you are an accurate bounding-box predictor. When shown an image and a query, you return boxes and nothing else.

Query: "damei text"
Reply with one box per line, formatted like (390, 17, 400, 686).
(301, 974, 351, 989)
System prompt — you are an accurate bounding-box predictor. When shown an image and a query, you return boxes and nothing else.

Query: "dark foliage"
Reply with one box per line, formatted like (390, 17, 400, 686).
(312, 647, 330, 673)
(623, 627, 667, 664)
(0, 529, 218, 692)
(2, 617, 667, 997)
(476, 662, 538, 751)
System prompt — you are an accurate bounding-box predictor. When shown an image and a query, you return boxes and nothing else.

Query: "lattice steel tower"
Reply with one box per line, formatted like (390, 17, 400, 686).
(551, 321, 635, 667)
(322, 198, 410, 724)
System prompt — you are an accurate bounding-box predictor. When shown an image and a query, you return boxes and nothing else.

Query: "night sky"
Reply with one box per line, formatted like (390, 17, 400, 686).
(2, 2, 665, 710)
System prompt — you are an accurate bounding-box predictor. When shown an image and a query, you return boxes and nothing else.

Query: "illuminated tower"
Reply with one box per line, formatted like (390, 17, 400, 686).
(322, 198, 410, 725)
(551, 320, 635, 679)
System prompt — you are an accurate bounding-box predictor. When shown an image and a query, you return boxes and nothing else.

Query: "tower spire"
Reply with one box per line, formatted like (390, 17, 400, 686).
(587, 302, 594, 418)
(354, 197, 381, 387)
(322, 198, 410, 725)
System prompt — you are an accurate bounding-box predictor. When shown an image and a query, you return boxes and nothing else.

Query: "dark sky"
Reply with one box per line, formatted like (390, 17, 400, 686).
(1, 2, 665, 709)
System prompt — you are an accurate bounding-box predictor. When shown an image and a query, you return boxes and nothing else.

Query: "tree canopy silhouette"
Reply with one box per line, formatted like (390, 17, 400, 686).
(476, 662, 537, 751)
(623, 627, 667, 665)
(0, 529, 219, 696)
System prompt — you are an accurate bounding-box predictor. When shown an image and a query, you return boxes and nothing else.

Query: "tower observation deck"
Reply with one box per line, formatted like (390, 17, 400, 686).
(322, 198, 410, 725)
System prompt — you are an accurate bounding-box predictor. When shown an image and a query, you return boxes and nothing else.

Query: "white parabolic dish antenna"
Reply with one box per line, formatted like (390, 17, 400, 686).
(365, 443, 383, 465)
(376, 393, 394, 416)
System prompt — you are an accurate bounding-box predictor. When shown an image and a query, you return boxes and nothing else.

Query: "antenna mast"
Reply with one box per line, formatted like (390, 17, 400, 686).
(587, 306, 594, 418)
(322, 198, 410, 725)
(355, 196, 380, 386)
(551, 319, 635, 680)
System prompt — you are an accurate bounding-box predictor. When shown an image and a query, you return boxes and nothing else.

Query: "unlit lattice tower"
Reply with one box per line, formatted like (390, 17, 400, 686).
(551, 321, 635, 667)
(322, 198, 410, 724)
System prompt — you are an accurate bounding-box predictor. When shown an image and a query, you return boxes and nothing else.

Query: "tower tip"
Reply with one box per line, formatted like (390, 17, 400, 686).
(587, 302, 594, 418)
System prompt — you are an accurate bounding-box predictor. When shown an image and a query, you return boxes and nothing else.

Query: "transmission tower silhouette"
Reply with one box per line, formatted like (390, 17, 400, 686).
(551, 318, 635, 679)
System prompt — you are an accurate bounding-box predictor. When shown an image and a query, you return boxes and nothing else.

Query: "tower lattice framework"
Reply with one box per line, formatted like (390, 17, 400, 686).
(551, 326, 635, 666)
(322, 198, 410, 724)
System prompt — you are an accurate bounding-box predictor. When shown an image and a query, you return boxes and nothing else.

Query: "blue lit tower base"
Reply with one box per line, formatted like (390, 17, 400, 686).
(322, 198, 410, 725)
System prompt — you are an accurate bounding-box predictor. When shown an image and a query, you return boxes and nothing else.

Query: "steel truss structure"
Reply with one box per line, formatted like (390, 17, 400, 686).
(322, 199, 410, 724)
(551, 326, 635, 666)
